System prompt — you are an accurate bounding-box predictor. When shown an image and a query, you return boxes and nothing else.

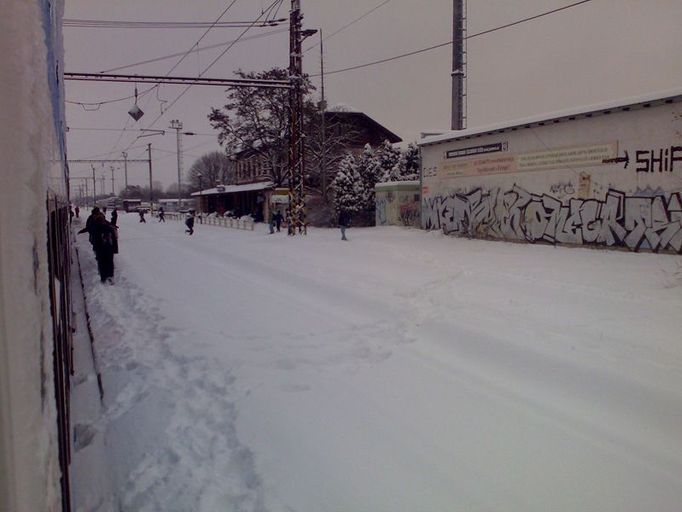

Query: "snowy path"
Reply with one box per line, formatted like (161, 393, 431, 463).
(74, 212, 682, 512)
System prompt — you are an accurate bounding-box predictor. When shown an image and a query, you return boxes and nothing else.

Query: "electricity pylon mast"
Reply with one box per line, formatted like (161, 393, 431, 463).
(287, 0, 311, 235)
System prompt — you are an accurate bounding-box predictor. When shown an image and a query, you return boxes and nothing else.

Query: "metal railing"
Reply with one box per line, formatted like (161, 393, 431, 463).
(162, 212, 255, 231)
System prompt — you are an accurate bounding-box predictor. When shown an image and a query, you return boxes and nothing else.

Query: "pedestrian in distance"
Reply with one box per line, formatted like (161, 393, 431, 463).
(185, 212, 195, 235)
(274, 210, 283, 232)
(69, 207, 74, 224)
(139, 209, 146, 223)
(158, 206, 165, 222)
(110, 207, 118, 227)
(75, 205, 80, 218)
(338, 209, 351, 241)
(268, 210, 275, 234)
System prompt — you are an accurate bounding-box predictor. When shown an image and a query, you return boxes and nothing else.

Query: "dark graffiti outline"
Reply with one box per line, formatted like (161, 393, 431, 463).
(423, 185, 682, 253)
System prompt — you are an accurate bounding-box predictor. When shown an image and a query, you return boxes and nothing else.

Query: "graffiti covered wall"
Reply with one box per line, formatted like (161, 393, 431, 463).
(420, 96, 682, 253)
(375, 181, 421, 227)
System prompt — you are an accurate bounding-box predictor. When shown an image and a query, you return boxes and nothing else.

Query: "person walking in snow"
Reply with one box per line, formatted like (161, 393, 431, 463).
(75, 205, 80, 218)
(92, 214, 117, 283)
(77, 208, 116, 283)
(268, 210, 275, 234)
(338, 209, 351, 241)
(185, 212, 195, 235)
(139, 209, 146, 223)
(110, 207, 118, 227)
(158, 206, 165, 222)
(273, 210, 284, 232)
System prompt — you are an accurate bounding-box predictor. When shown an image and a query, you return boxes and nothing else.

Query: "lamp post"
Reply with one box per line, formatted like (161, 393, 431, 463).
(197, 172, 203, 223)
(169, 120, 196, 209)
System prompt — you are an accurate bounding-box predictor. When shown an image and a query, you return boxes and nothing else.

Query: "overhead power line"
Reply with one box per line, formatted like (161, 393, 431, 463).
(108, 0, 241, 155)
(100, 29, 287, 74)
(314, 0, 594, 77)
(65, 72, 290, 89)
(67, 127, 217, 136)
(124, 0, 283, 150)
(63, 18, 285, 29)
(303, 0, 392, 54)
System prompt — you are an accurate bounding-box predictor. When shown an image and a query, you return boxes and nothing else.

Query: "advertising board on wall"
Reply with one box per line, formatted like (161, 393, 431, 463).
(420, 93, 682, 253)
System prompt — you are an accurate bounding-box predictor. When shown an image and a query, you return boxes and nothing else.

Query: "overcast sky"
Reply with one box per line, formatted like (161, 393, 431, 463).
(63, 0, 682, 190)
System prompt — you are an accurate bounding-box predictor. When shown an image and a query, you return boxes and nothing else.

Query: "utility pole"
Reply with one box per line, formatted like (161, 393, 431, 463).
(122, 152, 128, 190)
(99, 175, 105, 196)
(91, 165, 97, 205)
(110, 166, 115, 195)
(287, 0, 316, 234)
(170, 119, 184, 207)
(147, 143, 154, 203)
(451, 0, 467, 130)
(319, 29, 328, 200)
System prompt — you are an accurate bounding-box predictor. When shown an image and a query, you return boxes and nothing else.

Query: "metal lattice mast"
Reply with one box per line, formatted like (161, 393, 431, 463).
(451, 0, 467, 130)
(288, 0, 306, 235)
(170, 120, 184, 206)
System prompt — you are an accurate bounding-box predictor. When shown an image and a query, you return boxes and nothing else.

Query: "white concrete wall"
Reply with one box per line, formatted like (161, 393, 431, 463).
(421, 99, 682, 252)
(0, 0, 65, 510)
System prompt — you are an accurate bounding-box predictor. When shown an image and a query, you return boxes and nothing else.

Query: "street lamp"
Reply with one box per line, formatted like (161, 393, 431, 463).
(169, 119, 195, 210)
(197, 172, 203, 223)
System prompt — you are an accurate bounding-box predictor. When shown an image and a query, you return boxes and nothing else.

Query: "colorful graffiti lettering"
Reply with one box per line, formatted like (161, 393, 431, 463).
(423, 186, 682, 253)
(399, 202, 420, 227)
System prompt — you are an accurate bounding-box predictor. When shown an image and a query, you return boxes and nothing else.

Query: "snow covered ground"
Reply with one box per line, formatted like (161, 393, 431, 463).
(71, 210, 682, 512)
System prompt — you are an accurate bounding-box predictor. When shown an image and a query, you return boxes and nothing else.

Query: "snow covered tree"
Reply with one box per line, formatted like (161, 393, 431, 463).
(186, 151, 234, 191)
(375, 140, 404, 182)
(402, 142, 421, 181)
(331, 154, 365, 214)
(354, 144, 381, 211)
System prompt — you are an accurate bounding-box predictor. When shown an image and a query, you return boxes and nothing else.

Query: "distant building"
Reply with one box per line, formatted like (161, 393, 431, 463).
(192, 110, 402, 222)
(420, 88, 682, 253)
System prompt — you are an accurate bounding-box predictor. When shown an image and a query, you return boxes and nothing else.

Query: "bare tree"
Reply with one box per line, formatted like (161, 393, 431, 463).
(186, 151, 234, 191)
(209, 68, 313, 187)
(305, 111, 363, 199)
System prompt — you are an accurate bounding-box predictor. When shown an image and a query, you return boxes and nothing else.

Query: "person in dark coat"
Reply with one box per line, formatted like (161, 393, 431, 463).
(92, 215, 117, 283)
(75, 206, 80, 218)
(273, 210, 284, 232)
(110, 207, 118, 227)
(185, 212, 195, 235)
(268, 210, 275, 234)
(78, 207, 101, 251)
(158, 206, 165, 222)
(78, 208, 116, 283)
(338, 209, 351, 241)
(139, 209, 146, 223)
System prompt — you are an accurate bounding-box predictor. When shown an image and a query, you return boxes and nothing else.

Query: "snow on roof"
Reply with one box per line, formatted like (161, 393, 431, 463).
(375, 180, 420, 189)
(420, 87, 682, 147)
(191, 181, 274, 196)
(328, 103, 361, 113)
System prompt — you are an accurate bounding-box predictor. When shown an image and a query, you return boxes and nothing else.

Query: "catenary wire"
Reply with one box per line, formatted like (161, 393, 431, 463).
(303, 0, 392, 54)
(99, 29, 287, 74)
(312, 0, 594, 77)
(108, 0, 241, 156)
(122, 0, 281, 151)
(64, 19, 284, 29)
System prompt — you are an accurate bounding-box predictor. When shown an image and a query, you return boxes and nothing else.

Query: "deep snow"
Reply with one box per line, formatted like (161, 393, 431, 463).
(71, 211, 682, 512)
